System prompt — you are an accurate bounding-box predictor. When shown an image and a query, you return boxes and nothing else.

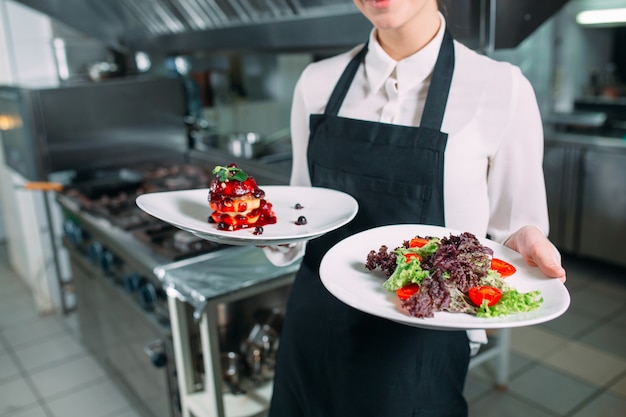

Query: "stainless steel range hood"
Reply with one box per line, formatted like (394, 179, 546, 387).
(15, 0, 569, 55)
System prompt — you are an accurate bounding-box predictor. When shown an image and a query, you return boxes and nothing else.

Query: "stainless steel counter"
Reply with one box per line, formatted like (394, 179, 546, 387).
(545, 131, 626, 149)
(155, 246, 300, 319)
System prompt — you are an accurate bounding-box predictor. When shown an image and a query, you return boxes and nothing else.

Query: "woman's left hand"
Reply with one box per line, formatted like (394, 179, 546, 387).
(504, 225, 566, 283)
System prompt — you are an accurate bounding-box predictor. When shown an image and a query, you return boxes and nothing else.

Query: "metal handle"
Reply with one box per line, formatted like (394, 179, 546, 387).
(22, 182, 64, 192)
(139, 282, 158, 310)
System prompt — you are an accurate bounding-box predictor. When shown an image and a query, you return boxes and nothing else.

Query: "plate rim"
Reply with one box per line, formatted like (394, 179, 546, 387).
(136, 185, 359, 246)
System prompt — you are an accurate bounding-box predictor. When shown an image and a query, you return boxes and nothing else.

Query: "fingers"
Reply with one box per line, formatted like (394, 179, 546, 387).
(530, 245, 567, 282)
(505, 225, 567, 283)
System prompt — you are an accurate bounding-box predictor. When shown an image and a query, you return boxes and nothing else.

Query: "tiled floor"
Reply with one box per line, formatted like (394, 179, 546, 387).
(1, 241, 625, 417)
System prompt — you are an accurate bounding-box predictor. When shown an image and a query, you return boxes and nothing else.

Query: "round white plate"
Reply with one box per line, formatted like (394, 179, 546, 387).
(320, 224, 570, 330)
(136, 186, 358, 246)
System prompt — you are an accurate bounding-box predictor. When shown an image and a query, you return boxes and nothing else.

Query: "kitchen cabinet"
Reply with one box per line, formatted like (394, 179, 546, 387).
(543, 132, 626, 267)
(168, 295, 278, 417)
(543, 141, 583, 253)
(168, 294, 283, 417)
(578, 148, 626, 266)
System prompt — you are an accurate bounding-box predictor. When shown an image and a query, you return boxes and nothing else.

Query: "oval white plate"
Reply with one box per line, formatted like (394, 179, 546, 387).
(320, 224, 570, 330)
(136, 186, 358, 246)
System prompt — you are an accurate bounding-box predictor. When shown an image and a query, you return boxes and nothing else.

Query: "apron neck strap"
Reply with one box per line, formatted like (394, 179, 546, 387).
(420, 29, 454, 130)
(324, 43, 368, 116)
(324, 29, 455, 132)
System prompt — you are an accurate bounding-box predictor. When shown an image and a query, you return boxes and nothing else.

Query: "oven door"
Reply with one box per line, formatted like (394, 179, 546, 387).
(70, 247, 180, 417)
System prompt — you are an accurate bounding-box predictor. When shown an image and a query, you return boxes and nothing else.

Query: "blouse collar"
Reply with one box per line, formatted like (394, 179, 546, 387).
(364, 12, 447, 96)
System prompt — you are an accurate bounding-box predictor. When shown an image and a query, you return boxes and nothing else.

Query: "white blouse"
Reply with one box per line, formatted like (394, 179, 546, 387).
(265, 15, 549, 266)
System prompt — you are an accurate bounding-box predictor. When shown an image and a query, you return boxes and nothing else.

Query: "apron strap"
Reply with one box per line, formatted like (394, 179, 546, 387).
(324, 43, 369, 116)
(419, 29, 455, 131)
(323, 29, 455, 132)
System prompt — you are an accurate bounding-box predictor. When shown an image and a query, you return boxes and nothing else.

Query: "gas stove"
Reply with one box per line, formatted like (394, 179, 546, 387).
(57, 163, 230, 417)
(56, 159, 300, 417)
(61, 163, 227, 262)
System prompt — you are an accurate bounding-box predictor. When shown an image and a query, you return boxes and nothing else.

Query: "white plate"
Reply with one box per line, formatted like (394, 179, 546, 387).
(136, 186, 358, 246)
(320, 224, 570, 330)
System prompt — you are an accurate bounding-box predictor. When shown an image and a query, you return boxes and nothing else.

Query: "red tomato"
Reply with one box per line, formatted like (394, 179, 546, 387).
(491, 258, 517, 277)
(468, 286, 503, 307)
(409, 237, 430, 248)
(396, 284, 420, 300)
(404, 253, 422, 263)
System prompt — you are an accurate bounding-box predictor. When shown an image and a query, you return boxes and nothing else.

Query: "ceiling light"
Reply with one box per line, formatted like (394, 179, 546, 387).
(576, 8, 626, 26)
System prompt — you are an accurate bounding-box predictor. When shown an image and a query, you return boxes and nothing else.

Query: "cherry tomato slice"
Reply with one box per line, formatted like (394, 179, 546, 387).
(468, 286, 503, 307)
(409, 237, 430, 248)
(396, 283, 420, 300)
(491, 258, 517, 277)
(404, 253, 422, 263)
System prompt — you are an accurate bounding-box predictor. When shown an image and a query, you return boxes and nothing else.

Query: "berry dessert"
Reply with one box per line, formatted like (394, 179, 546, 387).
(208, 164, 277, 232)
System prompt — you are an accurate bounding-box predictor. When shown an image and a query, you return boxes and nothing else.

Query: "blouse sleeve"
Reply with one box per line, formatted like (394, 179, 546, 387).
(289, 68, 313, 187)
(262, 69, 313, 266)
(486, 67, 550, 244)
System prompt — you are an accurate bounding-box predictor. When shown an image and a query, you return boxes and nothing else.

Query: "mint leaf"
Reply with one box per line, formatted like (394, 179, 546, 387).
(230, 170, 248, 182)
(212, 165, 249, 182)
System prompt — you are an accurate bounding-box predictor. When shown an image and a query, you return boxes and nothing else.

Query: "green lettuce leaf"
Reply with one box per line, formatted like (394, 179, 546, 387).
(476, 289, 543, 318)
(381, 248, 431, 291)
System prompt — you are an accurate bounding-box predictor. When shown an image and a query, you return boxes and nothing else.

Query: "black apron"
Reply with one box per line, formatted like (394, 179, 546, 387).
(269, 30, 470, 417)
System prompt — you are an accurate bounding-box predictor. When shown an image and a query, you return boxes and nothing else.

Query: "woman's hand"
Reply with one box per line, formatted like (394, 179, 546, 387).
(504, 225, 566, 283)
(259, 242, 305, 267)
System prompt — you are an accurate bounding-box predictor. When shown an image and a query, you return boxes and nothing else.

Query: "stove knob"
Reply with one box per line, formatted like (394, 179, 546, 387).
(101, 249, 115, 275)
(143, 340, 167, 368)
(88, 242, 103, 265)
(62, 220, 80, 245)
(138, 282, 157, 310)
(123, 273, 142, 293)
(150, 352, 167, 368)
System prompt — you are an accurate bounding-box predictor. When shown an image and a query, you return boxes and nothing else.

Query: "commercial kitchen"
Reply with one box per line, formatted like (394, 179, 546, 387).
(0, 1, 625, 417)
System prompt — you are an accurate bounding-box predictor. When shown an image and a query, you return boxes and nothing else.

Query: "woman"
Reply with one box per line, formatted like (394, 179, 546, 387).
(264, 0, 567, 415)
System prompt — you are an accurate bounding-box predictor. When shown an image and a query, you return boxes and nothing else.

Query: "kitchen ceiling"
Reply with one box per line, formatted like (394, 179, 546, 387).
(15, 0, 570, 54)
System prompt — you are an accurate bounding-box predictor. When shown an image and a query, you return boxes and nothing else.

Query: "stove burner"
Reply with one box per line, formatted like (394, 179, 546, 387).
(64, 163, 224, 261)
(134, 227, 223, 261)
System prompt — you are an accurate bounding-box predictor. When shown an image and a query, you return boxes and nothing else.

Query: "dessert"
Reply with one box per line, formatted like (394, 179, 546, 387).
(208, 164, 277, 232)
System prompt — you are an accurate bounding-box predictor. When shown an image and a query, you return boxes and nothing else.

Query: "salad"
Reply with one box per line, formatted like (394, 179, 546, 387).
(364, 232, 543, 319)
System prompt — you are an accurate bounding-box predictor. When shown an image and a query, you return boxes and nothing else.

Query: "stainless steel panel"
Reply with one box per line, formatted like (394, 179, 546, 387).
(13, 0, 568, 55)
(1, 77, 188, 181)
(492, 0, 569, 49)
(132, 12, 372, 54)
(543, 142, 583, 253)
(69, 247, 177, 417)
(578, 149, 626, 267)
